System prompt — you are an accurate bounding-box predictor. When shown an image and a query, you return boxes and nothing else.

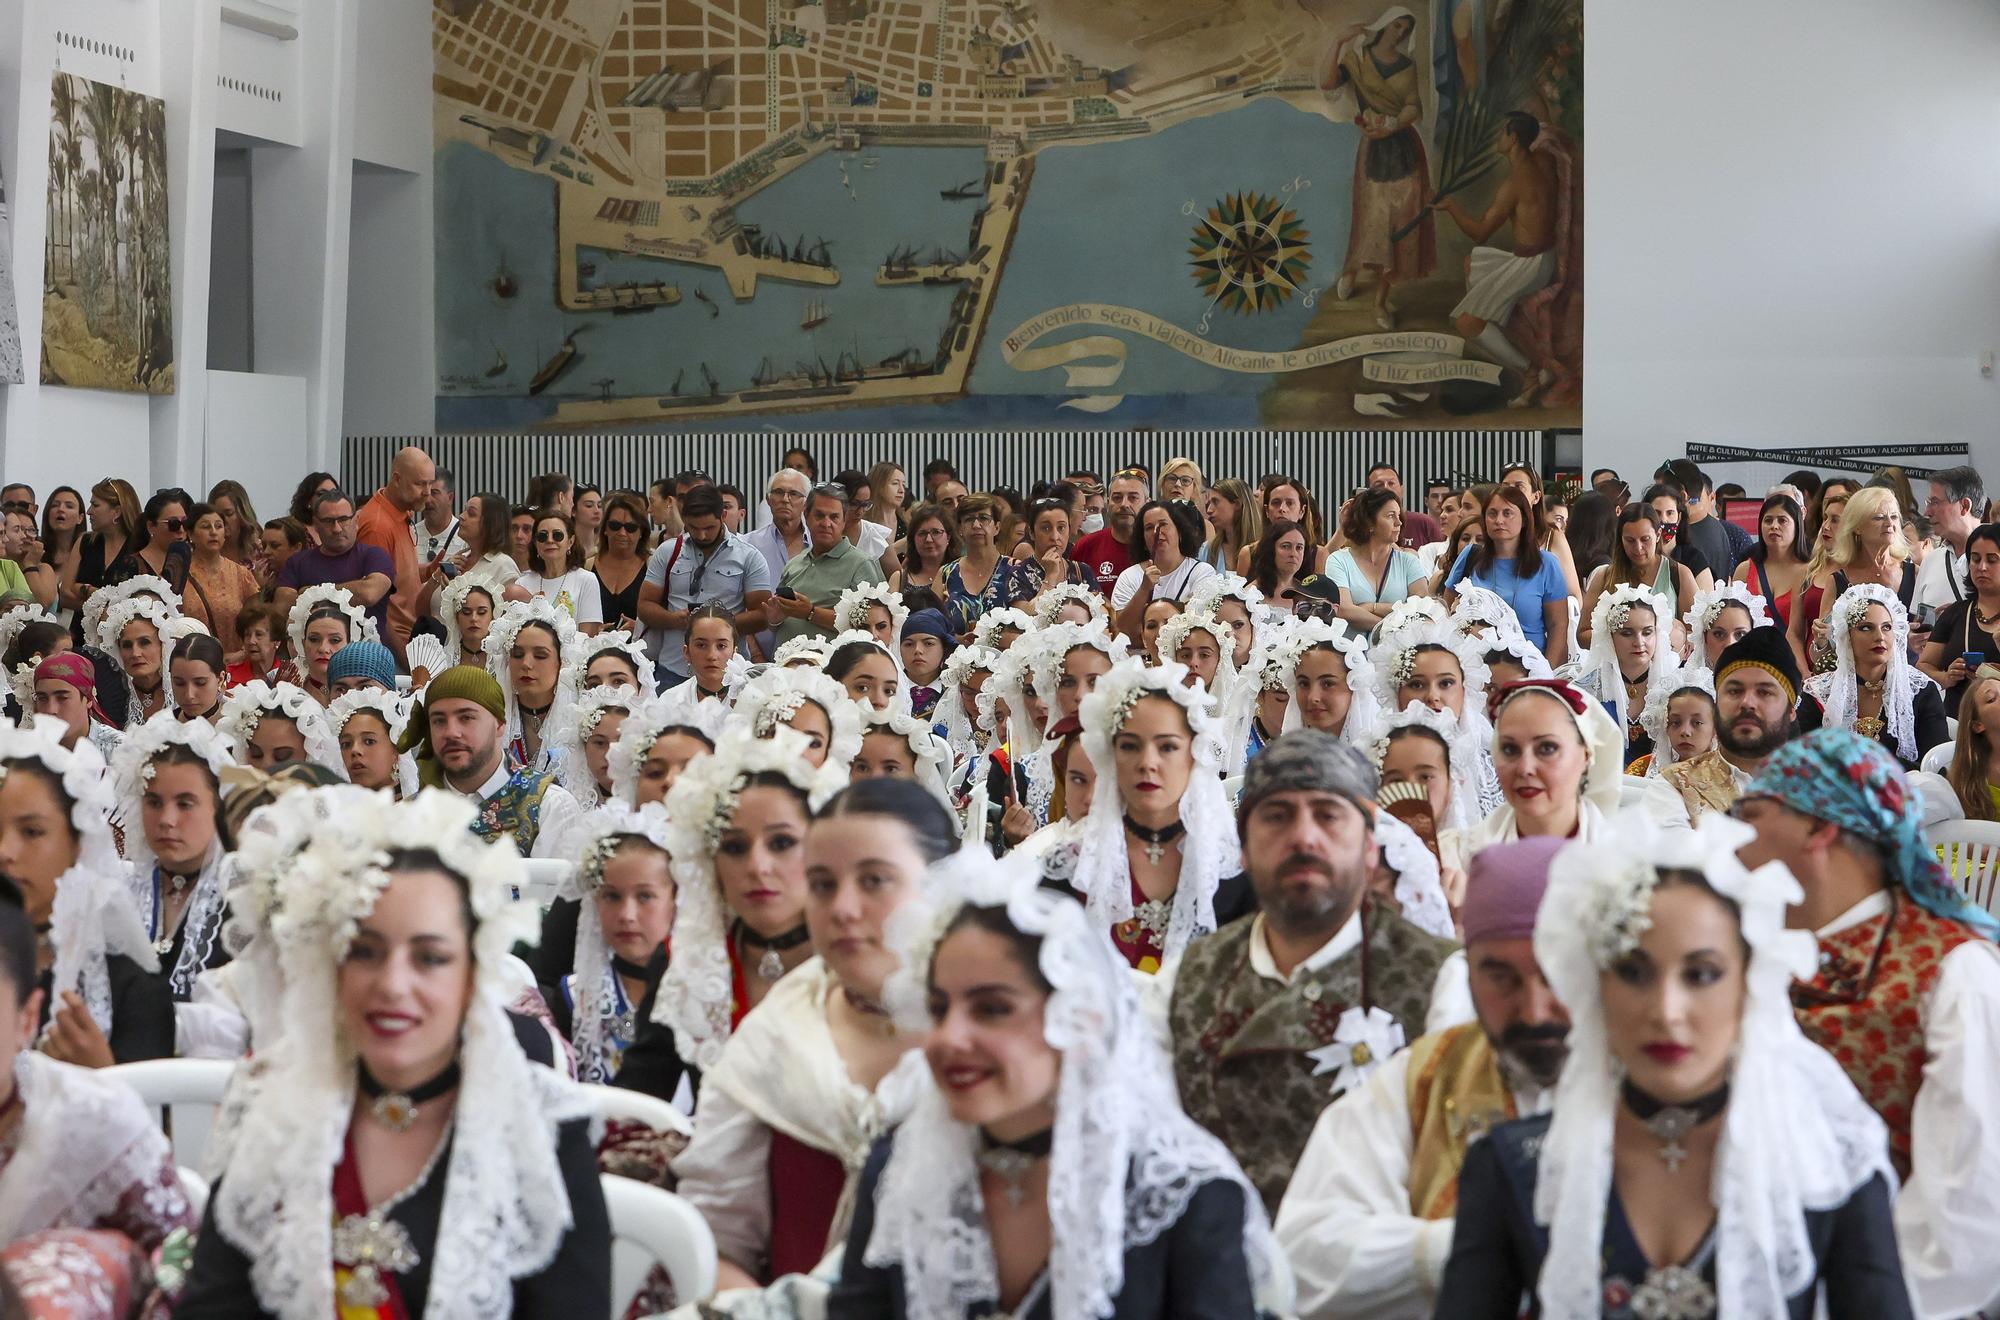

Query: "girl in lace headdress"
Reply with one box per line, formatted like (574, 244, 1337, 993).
(854, 704, 955, 808)
(1629, 670, 1718, 779)
(1274, 616, 1375, 744)
(167, 630, 231, 725)
(1051, 657, 1249, 974)
(1242, 623, 1295, 763)
(826, 631, 908, 714)
(328, 688, 420, 798)
(0, 717, 169, 1065)
(773, 634, 835, 670)
(972, 606, 1036, 653)
(563, 627, 654, 697)
(735, 663, 864, 769)
(1805, 583, 1949, 770)
(82, 575, 181, 662)
(217, 680, 342, 774)
(543, 685, 637, 810)
(179, 789, 611, 1319)
(935, 644, 998, 768)
(1573, 583, 1682, 765)
(979, 637, 1061, 843)
(1436, 812, 1912, 1320)
(833, 581, 910, 652)
(1185, 573, 1266, 671)
(483, 596, 580, 773)
(1365, 616, 1500, 812)
(1684, 581, 1772, 673)
(1030, 582, 1104, 630)
(1440, 680, 1624, 872)
(606, 692, 725, 810)
(680, 778, 955, 1291)
(833, 850, 1287, 1319)
(286, 584, 378, 708)
(650, 728, 847, 1068)
(1481, 629, 1554, 687)
(110, 712, 236, 1002)
(554, 802, 674, 1086)
(437, 574, 498, 671)
(1159, 610, 1253, 771)
(102, 594, 176, 727)
(0, 880, 194, 1271)
(1029, 619, 1126, 729)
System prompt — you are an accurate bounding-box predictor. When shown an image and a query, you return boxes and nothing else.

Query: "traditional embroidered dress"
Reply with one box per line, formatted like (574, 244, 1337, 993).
(130, 841, 231, 1002)
(1165, 902, 1457, 1213)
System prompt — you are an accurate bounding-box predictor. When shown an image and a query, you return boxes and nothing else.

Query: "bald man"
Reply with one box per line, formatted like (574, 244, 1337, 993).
(356, 444, 433, 660)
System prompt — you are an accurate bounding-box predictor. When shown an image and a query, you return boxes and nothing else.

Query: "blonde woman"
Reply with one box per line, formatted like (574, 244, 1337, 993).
(1812, 486, 1914, 650)
(1788, 485, 1852, 674)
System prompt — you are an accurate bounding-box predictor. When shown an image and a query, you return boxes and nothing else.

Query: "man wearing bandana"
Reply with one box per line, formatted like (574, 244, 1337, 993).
(1276, 837, 1569, 1318)
(1737, 729, 2000, 1319)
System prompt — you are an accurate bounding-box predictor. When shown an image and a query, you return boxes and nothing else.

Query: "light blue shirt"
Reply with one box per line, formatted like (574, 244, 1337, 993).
(643, 531, 773, 675)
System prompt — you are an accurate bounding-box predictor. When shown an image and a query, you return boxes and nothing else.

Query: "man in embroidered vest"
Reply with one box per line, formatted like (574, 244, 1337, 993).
(408, 666, 578, 857)
(1737, 729, 2000, 1318)
(1641, 626, 1810, 829)
(1276, 836, 1568, 1318)
(1146, 730, 1461, 1214)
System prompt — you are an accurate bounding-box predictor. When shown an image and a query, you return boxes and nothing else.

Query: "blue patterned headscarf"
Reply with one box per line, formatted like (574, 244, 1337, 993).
(1746, 728, 2000, 939)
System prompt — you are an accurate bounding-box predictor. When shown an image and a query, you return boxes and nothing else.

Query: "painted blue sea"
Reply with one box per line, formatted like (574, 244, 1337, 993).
(433, 97, 1356, 432)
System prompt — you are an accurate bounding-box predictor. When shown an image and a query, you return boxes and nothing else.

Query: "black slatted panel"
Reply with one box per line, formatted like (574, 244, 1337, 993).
(343, 430, 1549, 504)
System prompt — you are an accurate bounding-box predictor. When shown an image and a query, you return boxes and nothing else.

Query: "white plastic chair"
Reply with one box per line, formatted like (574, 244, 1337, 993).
(517, 858, 572, 907)
(1619, 775, 1651, 814)
(178, 1166, 211, 1219)
(601, 1173, 717, 1316)
(103, 1057, 235, 1175)
(1221, 774, 1244, 802)
(1907, 771, 1965, 830)
(1927, 819, 2000, 916)
(1920, 743, 1954, 775)
(579, 1082, 693, 1138)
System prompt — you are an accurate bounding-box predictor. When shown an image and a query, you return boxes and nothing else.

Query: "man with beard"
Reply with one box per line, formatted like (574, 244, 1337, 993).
(1069, 468, 1148, 594)
(410, 665, 577, 856)
(1641, 625, 1818, 827)
(1275, 836, 1567, 1319)
(1144, 730, 1461, 1213)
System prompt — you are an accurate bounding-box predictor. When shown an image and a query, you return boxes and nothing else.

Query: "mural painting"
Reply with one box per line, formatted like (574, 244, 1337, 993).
(433, 0, 1580, 431)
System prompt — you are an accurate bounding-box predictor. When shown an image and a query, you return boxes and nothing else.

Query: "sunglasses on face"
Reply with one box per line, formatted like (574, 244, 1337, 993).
(535, 529, 567, 542)
(1, 502, 28, 514)
(164, 518, 188, 532)
(605, 520, 640, 534)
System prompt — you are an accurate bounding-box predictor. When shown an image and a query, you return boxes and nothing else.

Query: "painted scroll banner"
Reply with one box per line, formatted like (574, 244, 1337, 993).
(999, 304, 1501, 411)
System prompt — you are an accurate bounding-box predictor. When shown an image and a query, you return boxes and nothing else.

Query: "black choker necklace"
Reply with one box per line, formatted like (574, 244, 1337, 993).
(734, 919, 811, 982)
(358, 1061, 461, 1133)
(977, 1126, 1054, 1207)
(1123, 814, 1186, 865)
(1621, 1077, 1729, 1172)
(611, 947, 668, 981)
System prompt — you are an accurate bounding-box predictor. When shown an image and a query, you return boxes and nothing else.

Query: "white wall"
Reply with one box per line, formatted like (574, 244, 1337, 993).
(1584, 0, 2000, 481)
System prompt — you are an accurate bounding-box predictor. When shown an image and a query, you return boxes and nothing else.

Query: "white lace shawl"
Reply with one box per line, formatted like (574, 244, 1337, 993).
(1072, 659, 1239, 962)
(216, 680, 343, 772)
(108, 711, 236, 868)
(0, 1052, 181, 1242)
(935, 646, 998, 764)
(562, 802, 672, 1083)
(869, 854, 1286, 1320)
(127, 841, 228, 999)
(833, 582, 909, 651)
(1275, 618, 1376, 742)
(1682, 582, 1773, 672)
(1807, 582, 1935, 764)
(483, 597, 581, 760)
(546, 686, 639, 807)
(650, 729, 846, 1069)
(1576, 583, 1680, 738)
(1531, 813, 1896, 1320)
(1373, 808, 1455, 938)
(1637, 670, 1716, 778)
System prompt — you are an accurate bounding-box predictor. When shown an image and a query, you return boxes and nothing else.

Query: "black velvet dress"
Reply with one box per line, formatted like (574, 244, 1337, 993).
(36, 953, 175, 1063)
(1433, 1113, 1913, 1320)
(830, 1134, 1259, 1320)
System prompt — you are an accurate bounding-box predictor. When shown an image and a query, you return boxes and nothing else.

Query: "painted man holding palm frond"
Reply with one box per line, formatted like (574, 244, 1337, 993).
(1437, 111, 1558, 391)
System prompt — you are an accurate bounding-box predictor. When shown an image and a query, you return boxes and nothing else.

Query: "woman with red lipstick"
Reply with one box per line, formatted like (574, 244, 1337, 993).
(177, 789, 611, 1318)
(1437, 812, 1912, 1319)
(831, 852, 1284, 1318)
(1805, 584, 1948, 771)
(1440, 680, 1623, 872)
(287, 583, 377, 709)
(111, 713, 235, 1004)
(1053, 658, 1250, 974)
(679, 778, 957, 1292)
(651, 728, 847, 1073)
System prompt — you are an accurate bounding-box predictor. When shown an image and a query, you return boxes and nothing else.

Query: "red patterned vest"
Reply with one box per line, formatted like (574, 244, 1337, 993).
(1792, 892, 1983, 1178)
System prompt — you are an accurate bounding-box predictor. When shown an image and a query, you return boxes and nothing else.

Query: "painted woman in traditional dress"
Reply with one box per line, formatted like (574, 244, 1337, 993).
(1323, 6, 1437, 329)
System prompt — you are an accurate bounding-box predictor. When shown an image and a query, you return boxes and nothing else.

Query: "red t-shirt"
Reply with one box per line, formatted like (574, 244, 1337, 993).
(1070, 528, 1137, 595)
(1400, 511, 1441, 549)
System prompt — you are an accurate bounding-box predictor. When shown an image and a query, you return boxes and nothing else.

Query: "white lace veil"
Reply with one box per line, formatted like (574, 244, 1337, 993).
(1366, 701, 1478, 834)
(542, 685, 636, 807)
(1361, 616, 1492, 747)
(1578, 583, 1680, 737)
(208, 788, 595, 1320)
(1275, 618, 1375, 741)
(1531, 811, 1896, 1320)
(833, 582, 909, 651)
(107, 713, 234, 997)
(284, 584, 380, 665)
(1637, 669, 1716, 778)
(482, 598, 581, 760)
(1072, 658, 1239, 961)
(1808, 583, 1934, 764)
(1449, 584, 1523, 643)
(1024, 621, 1129, 730)
(1371, 808, 1455, 938)
(216, 680, 342, 772)
(1031, 583, 1106, 629)
(1682, 583, 1773, 673)
(325, 688, 419, 798)
(860, 705, 955, 808)
(734, 664, 864, 767)
(935, 645, 998, 765)
(436, 574, 498, 660)
(972, 607, 1036, 652)
(559, 629, 656, 699)
(869, 850, 1287, 1320)
(1157, 611, 1251, 769)
(604, 692, 725, 809)
(561, 801, 672, 1084)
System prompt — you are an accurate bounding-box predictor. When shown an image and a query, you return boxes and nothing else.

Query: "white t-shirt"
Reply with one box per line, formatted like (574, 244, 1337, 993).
(1913, 542, 1970, 619)
(518, 568, 602, 626)
(1110, 557, 1216, 610)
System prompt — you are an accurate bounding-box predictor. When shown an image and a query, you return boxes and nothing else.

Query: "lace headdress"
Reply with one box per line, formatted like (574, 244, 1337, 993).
(208, 788, 593, 1320)
(561, 801, 673, 1083)
(604, 692, 720, 808)
(217, 680, 342, 772)
(972, 607, 1036, 652)
(1450, 584, 1526, 643)
(1274, 617, 1375, 738)
(1160, 608, 1255, 770)
(827, 629, 912, 717)
(935, 645, 999, 762)
(1480, 630, 1554, 681)
(326, 689, 419, 797)
(0, 718, 153, 1038)
(100, 595, 178, 723)
(1682, 583, 1773, 672)
(772, 635, 835, 669)
(650, 727, 847, 1068)
(860, 705, 955, 808)
(437, 573, 498, 659)
(559, 628, 656, 699)
(1371, 808, 1456, 938)
(482, 597, 581, 752)
(833, 582, 910, 650)
(1531, 812, 1895, 1319)
(1636, 669, 1716, 778)
(1185, 571, 1266, 622)
(1373, 596, 1449, 649)
(546, 686, 638, 807)
(1806, 583, 1935, 764)
(1578, 583, 1680, 737)
(84, 576, 182, 651)
(734, 664, 864, 767)
(106, 713, 233, 996)
(284, 584, 380, 665)
(868, 850, 1286, 1320)
(1024, 620, 1128, 719)
(0, 602, 47, 669)
(1072, 658, 1239, 961)
(1366, 701, 1478, 834)
(1031, 583, 1105, 629)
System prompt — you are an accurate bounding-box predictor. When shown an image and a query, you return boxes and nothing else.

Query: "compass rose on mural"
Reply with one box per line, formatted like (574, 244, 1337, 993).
(1187, 191, 1312, 315)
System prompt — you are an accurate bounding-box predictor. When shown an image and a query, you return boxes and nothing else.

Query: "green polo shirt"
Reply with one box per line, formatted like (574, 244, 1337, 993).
(775, 540, 883, 646)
